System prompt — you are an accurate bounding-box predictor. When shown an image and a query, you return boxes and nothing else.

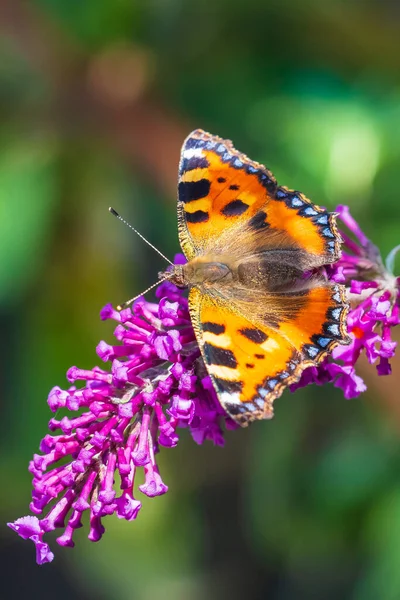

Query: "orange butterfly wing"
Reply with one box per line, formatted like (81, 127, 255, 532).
(188, 284, 348, 426)
(177, 129, 341, 267)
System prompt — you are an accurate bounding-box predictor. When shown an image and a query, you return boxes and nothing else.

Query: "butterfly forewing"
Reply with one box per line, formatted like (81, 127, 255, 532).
(178, 129, 342, 267)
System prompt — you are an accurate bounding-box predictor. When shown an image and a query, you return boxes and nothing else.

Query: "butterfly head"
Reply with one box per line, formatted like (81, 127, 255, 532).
(161, 264, 186, 288)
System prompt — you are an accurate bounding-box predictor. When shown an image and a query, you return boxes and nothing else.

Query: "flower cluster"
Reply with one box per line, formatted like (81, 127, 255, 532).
(292, 205, 399, 398)
(8, 256, 237, 565)
(8, 207, 399, 565)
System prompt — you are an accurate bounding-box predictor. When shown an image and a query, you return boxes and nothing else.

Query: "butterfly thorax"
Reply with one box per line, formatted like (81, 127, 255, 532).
(165, 255, 234, 289)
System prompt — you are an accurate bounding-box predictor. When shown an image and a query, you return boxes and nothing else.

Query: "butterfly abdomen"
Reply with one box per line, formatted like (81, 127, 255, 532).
(236, 259, 304, 292)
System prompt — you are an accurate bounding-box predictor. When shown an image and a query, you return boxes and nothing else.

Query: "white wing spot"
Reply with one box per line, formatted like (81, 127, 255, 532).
(219, 391, 241, 405)
(183, 148, 204, 159)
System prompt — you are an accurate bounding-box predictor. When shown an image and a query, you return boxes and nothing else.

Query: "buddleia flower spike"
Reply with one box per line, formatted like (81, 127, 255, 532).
(8, 253, 238, 564)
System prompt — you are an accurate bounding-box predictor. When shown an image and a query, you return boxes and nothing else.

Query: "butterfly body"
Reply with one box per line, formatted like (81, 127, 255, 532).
(164, 130, 350, 426)
(173, 253, 309, 290)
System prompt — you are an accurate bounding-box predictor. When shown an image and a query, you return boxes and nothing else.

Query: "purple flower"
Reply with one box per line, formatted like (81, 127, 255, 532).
(8, 516, 54, 565)
(293, 205, 399, 398)
(8, 255, 235, 564)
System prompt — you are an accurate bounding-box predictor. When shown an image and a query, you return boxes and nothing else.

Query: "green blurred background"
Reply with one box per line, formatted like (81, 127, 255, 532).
(1, 1, 400, 598)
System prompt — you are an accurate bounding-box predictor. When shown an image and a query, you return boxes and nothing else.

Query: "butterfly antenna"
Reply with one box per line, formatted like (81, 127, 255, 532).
(116, 274, 170, 311)
(109, 207, 173, 266)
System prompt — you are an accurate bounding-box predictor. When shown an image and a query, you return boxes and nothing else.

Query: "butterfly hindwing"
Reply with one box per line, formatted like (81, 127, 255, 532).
(188, 283, 348, 426)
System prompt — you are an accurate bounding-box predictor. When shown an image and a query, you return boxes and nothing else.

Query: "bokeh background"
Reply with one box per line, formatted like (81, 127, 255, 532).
(1, 1, 400, 599)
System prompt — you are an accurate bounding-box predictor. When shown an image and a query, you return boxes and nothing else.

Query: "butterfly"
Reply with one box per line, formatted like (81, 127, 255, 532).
(165, 129, 350, 426)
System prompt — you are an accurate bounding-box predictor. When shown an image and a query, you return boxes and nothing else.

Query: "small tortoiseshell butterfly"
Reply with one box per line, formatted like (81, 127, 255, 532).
(164, 130, 350, 426)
